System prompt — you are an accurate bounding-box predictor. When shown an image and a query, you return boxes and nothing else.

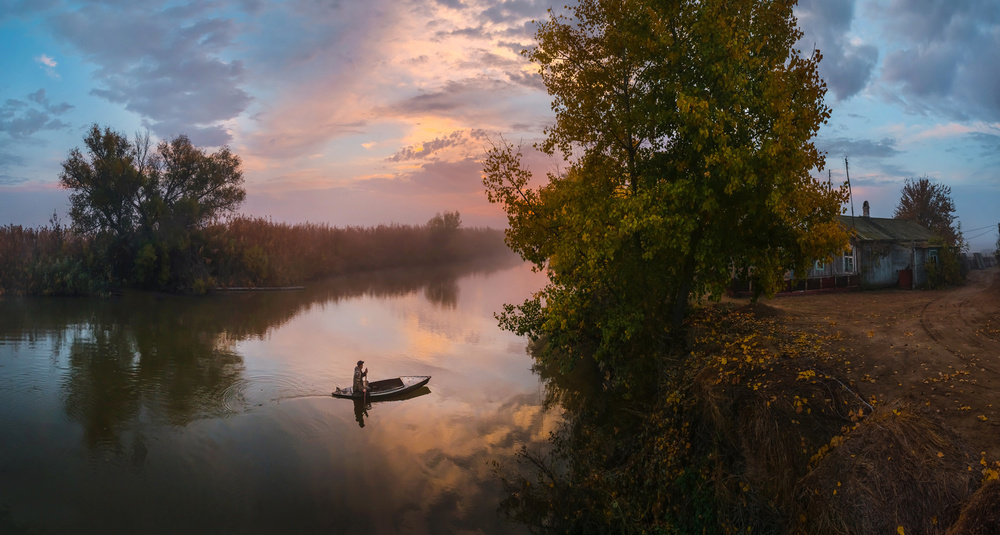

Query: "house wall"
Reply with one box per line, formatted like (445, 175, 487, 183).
(858, 242, 889, 288)
(771, 249, 859, 293)
(859, 242, 904, 288)
(913, 248, 932, 287)
(858, 241, 938, 289)
(804, 249, 855, 278)
(743, 240, 940, 295)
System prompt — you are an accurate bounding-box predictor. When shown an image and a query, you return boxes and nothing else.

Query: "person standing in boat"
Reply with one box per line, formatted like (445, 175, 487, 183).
(353, 360, 368, 397)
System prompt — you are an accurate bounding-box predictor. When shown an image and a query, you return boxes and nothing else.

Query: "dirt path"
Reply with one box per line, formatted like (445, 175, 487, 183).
(742, 267, 1000, 458)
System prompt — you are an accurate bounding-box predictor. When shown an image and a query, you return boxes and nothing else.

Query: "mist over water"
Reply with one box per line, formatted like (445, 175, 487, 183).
(0, 260, 555, 534)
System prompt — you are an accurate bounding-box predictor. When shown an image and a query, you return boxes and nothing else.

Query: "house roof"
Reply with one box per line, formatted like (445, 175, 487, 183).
(837, 215, 938, 242)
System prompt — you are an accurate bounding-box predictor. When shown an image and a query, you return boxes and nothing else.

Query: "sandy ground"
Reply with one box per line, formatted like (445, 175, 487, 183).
(735, 267, 1000, 458)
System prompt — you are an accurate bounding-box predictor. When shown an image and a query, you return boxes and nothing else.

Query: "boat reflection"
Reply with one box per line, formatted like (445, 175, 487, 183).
(350, 387, 432, 428)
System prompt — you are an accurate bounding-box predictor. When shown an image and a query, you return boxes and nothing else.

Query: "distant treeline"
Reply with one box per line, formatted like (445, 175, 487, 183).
(1, 125, 512, 296)
(0, 213, 512, 297)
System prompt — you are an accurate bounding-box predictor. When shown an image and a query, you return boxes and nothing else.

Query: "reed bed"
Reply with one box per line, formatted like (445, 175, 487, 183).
(0, 216, 511, 296)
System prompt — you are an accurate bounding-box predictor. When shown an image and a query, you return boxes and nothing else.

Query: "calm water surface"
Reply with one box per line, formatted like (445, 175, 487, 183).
(0, 261, 557, 534)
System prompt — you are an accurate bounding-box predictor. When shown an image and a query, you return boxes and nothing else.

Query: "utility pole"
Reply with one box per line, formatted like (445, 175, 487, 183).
(845, 158, 856, 250)
(845, 158, 855, 221)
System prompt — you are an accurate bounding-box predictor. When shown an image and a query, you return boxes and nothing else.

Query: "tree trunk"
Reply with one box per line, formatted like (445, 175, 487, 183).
(670, 228, 703, 336)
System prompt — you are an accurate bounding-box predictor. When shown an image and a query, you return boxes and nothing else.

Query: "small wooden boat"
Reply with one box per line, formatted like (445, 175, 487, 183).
(332, 376, 431, 400)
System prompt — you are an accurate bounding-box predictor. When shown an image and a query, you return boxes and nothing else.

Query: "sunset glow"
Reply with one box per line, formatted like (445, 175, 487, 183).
(1, 0, 997, 249)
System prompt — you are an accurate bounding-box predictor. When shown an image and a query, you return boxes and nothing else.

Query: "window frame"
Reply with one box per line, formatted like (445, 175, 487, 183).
(843, 248, 855, 273)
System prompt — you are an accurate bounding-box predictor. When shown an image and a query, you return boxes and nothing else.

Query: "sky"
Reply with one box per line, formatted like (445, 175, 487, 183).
(1, 0, 998, 252)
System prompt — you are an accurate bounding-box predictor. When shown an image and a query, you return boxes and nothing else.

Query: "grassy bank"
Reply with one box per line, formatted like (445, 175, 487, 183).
(498, 304, 1000, 534)
(0, 215, 512, 296)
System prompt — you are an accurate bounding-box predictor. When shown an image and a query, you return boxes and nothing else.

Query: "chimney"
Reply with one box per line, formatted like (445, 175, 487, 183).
(863, 200, 870, 218)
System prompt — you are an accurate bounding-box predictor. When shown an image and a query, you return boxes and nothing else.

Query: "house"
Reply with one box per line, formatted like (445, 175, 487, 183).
(729, 201, 944, 295)
(794, 201, 942, 290)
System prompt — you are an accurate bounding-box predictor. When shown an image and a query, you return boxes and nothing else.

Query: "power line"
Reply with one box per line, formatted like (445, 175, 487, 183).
(961, 224, 997, 233)
(965, 228, 998, 241)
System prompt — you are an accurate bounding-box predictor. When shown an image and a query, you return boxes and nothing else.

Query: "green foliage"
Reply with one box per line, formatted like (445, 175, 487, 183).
(58, 124, 244, 291)
(426, 211, 464, 261)
(0, 222, 109, 297)
(497, 298, 544, 340)
(60, 126, 146, 237)
(133, 242, 160, 287)
(240, 245, 271, 283)
(60, 125, 245, 239)
(924, 244, 965, 289)
(427, 210, 461, 233)
(483, 0, 848, 379)
(496, 306, 874, 534)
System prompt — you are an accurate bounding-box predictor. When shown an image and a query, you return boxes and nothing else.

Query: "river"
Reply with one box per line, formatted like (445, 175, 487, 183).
(0, 259, 556, 534)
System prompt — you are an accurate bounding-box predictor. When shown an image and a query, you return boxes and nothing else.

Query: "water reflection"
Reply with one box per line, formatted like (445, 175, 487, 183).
(0, 255, 554, 534)
(493, 340, 654, 534)
(59, 300, 247, 461)
(348, 387, 432, 428)
(424, 275, 459, 309)
(0, 257, 521, 460)
(353, 398, 370, 427)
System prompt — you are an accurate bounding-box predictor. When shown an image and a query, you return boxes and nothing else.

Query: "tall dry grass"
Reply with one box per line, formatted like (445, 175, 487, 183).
(0, 223, 103, 296)
(202, 216, 510, 288)
(0, 216, 512, 295)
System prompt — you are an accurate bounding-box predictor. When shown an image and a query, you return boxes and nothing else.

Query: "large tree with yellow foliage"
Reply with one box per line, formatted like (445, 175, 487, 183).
(484, 0, 847, 375)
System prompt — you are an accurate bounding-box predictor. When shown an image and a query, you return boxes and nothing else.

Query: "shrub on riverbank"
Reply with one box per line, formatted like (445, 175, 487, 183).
(497, 305, 996, 533)
(0, 222, 108, 296)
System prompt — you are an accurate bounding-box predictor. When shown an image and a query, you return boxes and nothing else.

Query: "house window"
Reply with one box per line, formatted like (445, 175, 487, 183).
(814, 260, 825, 272)
(843, 249, 855, 273)
(928, 250, 939, 265)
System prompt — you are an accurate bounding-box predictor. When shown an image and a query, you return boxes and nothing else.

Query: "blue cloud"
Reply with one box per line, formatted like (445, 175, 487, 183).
(0, 90, 73, 139)
(818, 137, 901, 159)
(878, 0, 1000, 120)
(47, 2, 251, 145)
(796, 0, 879, 101)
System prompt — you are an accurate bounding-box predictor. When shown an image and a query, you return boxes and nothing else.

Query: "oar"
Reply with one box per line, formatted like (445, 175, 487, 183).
(363, 368, 369, 405)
